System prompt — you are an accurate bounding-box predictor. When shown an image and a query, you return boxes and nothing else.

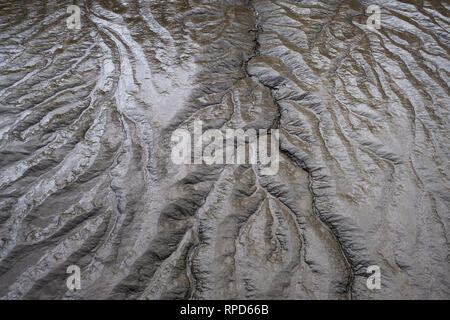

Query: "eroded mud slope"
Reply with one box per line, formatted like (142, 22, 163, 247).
(0, 0, 448, 299)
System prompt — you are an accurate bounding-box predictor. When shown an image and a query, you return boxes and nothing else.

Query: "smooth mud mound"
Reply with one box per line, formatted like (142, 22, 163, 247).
(0, 0, 448, 299)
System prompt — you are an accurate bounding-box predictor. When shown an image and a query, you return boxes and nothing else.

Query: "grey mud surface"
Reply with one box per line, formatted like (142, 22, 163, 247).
(0, 0, 448, 299)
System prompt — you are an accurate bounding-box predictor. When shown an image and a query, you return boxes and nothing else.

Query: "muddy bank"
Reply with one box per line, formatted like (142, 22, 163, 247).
(0, 0, 448, 299)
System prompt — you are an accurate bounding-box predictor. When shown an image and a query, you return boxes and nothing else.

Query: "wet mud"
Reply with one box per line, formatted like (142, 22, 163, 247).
(0, 0, 448, 299)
